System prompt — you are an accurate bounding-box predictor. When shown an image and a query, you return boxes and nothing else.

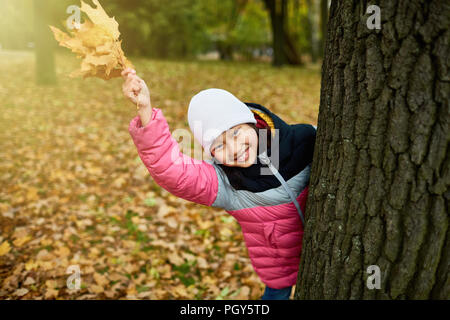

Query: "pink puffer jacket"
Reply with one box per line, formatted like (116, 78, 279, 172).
(129, 107, 312, 289)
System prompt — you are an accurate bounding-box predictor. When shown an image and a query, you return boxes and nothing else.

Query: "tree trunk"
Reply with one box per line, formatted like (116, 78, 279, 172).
(265, 0, 288, 66)
(295, 0, 449, 299)
(217, 40, 234, 61)
(216, 0, 248, 61)
(34, 0, 57, 85)
(307, 0, 320, 63)
(319, 0, 329, 59)
(264, 0, 302, 66)
(284, 29, 302, 65)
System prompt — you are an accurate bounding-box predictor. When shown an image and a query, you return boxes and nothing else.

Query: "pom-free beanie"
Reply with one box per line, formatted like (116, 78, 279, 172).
(188, 89, 257, 156)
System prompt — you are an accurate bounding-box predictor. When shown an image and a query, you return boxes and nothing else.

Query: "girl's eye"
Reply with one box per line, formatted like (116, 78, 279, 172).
(233, 128, 240, 136)
(215, 144, 223, 150)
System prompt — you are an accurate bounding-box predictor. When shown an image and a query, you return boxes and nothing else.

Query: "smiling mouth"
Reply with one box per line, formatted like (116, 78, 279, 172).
(236, 146, 250, 162)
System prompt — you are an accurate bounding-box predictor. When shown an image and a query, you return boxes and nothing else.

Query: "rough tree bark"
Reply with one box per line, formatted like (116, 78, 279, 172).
(295, 0, 449, 299)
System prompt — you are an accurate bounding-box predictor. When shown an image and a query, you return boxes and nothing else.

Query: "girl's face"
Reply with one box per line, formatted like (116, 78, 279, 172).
(210, 123, 258, 168)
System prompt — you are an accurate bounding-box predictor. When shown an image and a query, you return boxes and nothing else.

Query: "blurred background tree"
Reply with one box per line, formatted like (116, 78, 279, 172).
(34, 0, 57, 85)
(0, 0, 328, 68)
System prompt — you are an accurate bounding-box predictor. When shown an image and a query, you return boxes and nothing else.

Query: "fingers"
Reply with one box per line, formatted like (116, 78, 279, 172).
(121, 69, 149, 108)
(121, 70, 130, 80)
(124, 87, 138, 104)
(121, 68, 136, 80)
(123, 83, 139, 98)
(129, 79, 142, 92)
(121, 68, 135, 77)
(122, 80, 142, 104)
(124, 74, 142, 88)
(123, 76, 141, 93)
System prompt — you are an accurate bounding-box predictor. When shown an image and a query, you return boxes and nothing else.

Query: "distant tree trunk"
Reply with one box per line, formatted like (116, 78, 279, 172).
(217, 40, 234, 61)
(319, 0, 329, 59)
(271, 0, 288, 66)
(217, 0, 248, 61)
(307, 0, 320, 63)
(34, 0, 56, 85)
(295, 0, 449, 299)
(264, 0, 302, 66)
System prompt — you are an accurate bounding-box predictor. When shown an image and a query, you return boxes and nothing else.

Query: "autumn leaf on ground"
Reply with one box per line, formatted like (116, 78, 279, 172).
(49, 0, 134, 80)
(0, 50, 321, 299)
(12, 235, 31, 248)
(0, 241, 11, 256)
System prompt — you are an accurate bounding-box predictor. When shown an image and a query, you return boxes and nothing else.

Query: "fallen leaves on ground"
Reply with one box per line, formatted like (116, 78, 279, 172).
(0, 50, 320, 299)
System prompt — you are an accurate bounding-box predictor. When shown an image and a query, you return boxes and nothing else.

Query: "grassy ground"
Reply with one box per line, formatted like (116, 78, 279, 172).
(0, 50, 321, 300)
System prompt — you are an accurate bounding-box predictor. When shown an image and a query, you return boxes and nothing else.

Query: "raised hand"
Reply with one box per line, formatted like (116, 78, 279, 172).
(121, 68, 151, 110)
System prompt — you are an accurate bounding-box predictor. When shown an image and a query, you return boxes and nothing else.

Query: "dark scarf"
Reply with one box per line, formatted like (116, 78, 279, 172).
(217, 103, 316, 193)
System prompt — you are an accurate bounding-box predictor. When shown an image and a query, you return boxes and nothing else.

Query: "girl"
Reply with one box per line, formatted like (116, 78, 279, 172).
(122, 68, 316, 300)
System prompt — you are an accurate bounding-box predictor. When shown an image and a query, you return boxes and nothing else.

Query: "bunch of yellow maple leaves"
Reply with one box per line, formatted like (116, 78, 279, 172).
(50, 0, 134, 80)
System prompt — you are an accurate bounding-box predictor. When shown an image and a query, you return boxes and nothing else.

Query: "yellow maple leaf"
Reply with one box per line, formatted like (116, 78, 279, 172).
(45, 288, 59, 299)
(0, 241, 11, 256)
(80, 0, 120, 39)
(49, 0, 133, 80)
(55, 246, 71, 257)
(13, 235, 32, 248)
(25, 259, 39, 271)
(93, 272, 109, 286)
(90, 284, 105, 294)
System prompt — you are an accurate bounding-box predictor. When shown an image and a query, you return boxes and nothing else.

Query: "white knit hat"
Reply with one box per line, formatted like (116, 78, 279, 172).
(188, 88, 257, 156)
